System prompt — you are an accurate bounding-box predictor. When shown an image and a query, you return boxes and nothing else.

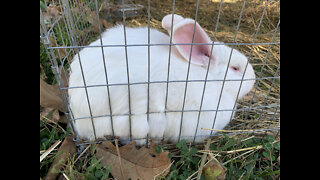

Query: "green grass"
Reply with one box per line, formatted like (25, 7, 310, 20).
(40, 43, 56, 84)
(40, 109, 279, 180)
(164, 140, 201, 179)
(214, 134, 280, 179)
(40, 109, 71, 178)
(40, 108, 279, 179)
(40, 110, 112, 180)
(40, 117, 280, 180)
(158, 134, 280, 180)
(65, 149, 113, 180)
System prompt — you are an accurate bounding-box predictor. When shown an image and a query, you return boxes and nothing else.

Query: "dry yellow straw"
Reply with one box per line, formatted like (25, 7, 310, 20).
(40, 140, 62, 162)
(201, 127, 279, 133)
(199, 145, 263, 154)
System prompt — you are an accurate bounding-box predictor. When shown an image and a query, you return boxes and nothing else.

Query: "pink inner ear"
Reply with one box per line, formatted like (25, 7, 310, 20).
(173, 23, 212, 65)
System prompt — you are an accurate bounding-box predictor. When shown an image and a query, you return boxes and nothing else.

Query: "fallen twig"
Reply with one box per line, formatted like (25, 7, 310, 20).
(196, 139, 211, 180)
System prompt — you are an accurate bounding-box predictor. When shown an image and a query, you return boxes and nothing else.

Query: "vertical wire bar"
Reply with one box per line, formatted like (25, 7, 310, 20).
(78, 0, 92, 45)
(71, 0, 81, 44)
(73, 0, 82, 43)
(244, 19, 280, 120)
(210, 0, 247, 136)
(163, 0, 176, 144)
(55, 0, 68, 59)
(79, 0, 93, 43)
(40, 9, 49, 44)
(64, 0, 97, 140)
(76, 52, 97, 140)
(192, 0, 224, 144)
(264, 67, 280, 139)
(257, 62, 280, 122)
(228, 0, 270, 132)
(122, 0, 133, 141)
(264, 101, 280, 136)
(62, 0, 78, 47)
(54, 0, 70, 87)
(94, 0, 115, 138)
(49, 27, 71, 110)
(75, 0, 85, 36)
(78, 0, 87, 32)
(146, 0, 151, 146)
(60, 5, 74, 62)
(67, 0, 79, 44)
(164, 0, 176, 111)
(61, 0, 83, 140)
(178, 0, 201, 142)
(50, 29, 65, 74)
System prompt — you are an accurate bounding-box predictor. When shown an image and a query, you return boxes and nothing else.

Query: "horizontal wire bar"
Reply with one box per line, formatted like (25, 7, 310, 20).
(70, 104, 280, 122)
(61, 76, 280, 90)
(74, 127, 280, 146)
(48, 41, 280, 49)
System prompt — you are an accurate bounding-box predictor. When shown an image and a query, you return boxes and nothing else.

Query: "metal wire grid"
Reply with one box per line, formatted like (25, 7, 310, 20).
(40, 0, 280, 145)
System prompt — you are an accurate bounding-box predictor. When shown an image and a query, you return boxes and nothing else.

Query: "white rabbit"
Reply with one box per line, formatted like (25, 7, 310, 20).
(68, 14, 256, 145)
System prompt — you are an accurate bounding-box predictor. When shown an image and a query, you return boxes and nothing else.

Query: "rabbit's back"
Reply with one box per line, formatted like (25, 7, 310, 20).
(69, 26, 176, 141)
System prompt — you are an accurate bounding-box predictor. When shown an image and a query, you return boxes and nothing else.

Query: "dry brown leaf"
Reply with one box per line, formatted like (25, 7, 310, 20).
(45, 135, 77, 180)
(41, 4, 62, 28)
(96, 140, 171, 180)
(58, 114, 69, 124)
(40, 64, 47, 80)
(40, 78, 66, 112)
(47, 4, 62, 19)
(41, 107, 60, 123)
(85, 7, 99, 33)
(100, 19, 113, 29)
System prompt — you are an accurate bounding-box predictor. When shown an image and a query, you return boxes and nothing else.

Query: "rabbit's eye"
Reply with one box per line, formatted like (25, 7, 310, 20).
(231, 66, 240, 71)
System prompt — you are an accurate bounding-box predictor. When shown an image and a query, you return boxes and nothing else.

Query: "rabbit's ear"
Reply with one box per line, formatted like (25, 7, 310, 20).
(172, 19, 212, 66)
(162, 14, 184, 33)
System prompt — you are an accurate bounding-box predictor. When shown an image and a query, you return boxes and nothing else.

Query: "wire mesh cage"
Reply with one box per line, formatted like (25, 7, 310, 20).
(40, 0, 280, 147)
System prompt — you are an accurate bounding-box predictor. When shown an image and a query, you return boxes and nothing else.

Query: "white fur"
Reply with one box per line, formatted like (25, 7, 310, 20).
(68, 14, 255, 145)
